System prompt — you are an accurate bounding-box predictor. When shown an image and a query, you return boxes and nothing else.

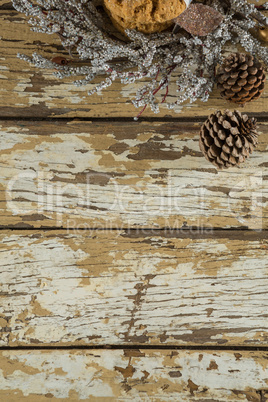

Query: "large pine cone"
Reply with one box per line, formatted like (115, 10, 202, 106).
(216, 53, 266, 105)
(199, 110, 259, 169)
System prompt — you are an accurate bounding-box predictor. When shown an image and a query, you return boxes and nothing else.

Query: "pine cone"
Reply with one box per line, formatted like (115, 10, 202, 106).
(216, 53, 266, 105)
(199, 110, 259, 169)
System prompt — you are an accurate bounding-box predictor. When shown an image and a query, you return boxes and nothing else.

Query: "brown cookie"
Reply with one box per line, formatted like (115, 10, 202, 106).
(104, 0, 187, 34)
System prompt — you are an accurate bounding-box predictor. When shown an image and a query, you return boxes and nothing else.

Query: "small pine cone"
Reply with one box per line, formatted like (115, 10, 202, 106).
(199, 110, 259, 169)
(216, 53, 266, 105)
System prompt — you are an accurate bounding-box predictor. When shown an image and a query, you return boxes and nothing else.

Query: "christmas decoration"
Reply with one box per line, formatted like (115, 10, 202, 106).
(199, 110, 259, 169)
(51, 56, 69, 65)
(173, 3, 223, 36)
(11, 0, 268, 117)
(257, 26, 268, 43)
(216, 53, 266, 105)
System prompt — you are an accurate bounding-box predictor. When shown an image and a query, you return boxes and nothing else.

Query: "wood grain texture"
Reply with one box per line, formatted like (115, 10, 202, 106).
(0, 230, 267, 347)
(0, 8, 267, 119)
(0, 1, 12, 9)
(0, 349, 267, 401)
(1, 120, 267, 230)
(0, 1, 267, 399)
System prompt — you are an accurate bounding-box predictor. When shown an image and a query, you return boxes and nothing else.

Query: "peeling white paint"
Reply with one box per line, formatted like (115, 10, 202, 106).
(0, 127, 266, 229)
(0, 232, 267, 346)
(0, 350, 267, 400)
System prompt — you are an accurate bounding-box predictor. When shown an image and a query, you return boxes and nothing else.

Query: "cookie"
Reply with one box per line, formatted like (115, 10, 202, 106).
(104, 0, 187, 34)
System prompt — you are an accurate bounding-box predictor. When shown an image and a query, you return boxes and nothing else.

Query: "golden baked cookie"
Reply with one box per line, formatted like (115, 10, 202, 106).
(104, 0, 187, 34)
(107, 9, 172, 34)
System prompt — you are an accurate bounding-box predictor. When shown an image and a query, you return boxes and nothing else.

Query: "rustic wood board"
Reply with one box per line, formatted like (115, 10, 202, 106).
(0, 1, 12, 8)
(1, 120, 267, 230)
(0, 349, 267, 401)
(0, 9, 267, 119)
(0, 230, 267, 347)
(0, 2, 268, 399)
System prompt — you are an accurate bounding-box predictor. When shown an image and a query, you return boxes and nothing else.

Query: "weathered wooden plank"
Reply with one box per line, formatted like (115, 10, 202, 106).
(0, 230, 267, 347)
(0, 1, 12, 9)
(0, 9, 267, 118)
(0, 120, 267, 229)
(0, 349, 267, 401)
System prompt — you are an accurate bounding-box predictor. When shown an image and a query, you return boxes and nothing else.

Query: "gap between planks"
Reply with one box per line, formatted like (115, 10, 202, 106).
(0, 345, 268, 351)
(1, 115, 268, 123)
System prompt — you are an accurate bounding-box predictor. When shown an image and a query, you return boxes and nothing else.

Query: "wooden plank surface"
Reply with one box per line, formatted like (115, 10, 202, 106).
(0, 2, 268, 399)
(1, 120, 267, 230)
(0, 9, 267, 119)
(0, 230, 267, 347)
(0, 1, 11, 8)
(0, 349, 267, 401)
